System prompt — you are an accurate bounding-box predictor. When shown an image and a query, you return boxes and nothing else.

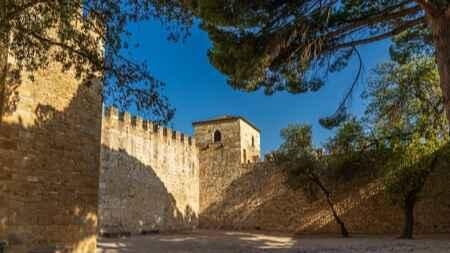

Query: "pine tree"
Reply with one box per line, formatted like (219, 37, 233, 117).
(187, 0, 450, 130)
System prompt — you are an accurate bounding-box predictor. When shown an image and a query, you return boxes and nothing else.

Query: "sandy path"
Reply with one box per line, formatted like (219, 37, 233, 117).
(97, 230, 450, 253)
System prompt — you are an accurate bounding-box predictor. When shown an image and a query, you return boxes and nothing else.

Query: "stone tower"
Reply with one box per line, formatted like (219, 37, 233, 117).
(0, 63, 102, 252)
(193, 115, 260, 227)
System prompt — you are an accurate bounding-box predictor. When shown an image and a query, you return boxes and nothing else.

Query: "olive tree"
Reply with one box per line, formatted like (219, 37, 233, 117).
(274, 124, 350, 237)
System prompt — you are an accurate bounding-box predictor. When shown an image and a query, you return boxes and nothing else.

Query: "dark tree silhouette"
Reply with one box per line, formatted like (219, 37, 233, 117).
(186, 1, 450, 130)
(1, 0, 193, 125)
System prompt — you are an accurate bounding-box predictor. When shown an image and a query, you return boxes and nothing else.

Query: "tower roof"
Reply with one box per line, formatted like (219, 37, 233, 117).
(192, 115, 260, 132)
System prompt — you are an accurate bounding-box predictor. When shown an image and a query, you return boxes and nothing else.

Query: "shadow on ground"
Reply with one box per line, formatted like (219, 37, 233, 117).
(97, 230, 450, 253)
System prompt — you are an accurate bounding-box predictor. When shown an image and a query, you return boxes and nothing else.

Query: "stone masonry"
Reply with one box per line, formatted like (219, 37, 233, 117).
(199, 162, 450, 234)
(100, 112, 450, 235)
(99, 114, 261, 234)
(192, 116, 260, 226)
(0, 60, 102, 253)
(1, 52, 449, 253)
(99, 108, 199, 235)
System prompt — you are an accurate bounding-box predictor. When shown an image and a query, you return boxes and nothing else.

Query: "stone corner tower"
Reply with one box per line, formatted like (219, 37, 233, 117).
(192, 115, 260, 226)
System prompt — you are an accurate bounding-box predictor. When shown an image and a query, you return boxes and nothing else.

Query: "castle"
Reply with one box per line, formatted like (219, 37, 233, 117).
(99, 107, 262, 234)
(99, 107, 450, 237)
(1, 53, 450, 253)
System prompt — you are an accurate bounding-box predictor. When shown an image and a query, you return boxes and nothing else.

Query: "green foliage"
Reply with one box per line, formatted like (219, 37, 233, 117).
(274, 124, 324, 197)
(319, 110, 350, 130)
(279, 124, 314, 155)
(383, 140, 445, 208)
(276, 121, 380, 194)
(185, 1, 450, 130)
(185, 1, 441, 114)
(2, 0, 193, 124)
(275, 123, 353, 236)
(362, 37, 449, 237)
(364, 56, 448, 148)
(276, 38, 448, 203)
(325, 119, 367, 155)
(389, 28, 434, 64)
(326, 150, 386, 183)
(270, 15, 449, 236)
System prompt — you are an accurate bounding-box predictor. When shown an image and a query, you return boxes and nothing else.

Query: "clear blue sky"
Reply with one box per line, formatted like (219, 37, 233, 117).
(124, 20, 391, 155)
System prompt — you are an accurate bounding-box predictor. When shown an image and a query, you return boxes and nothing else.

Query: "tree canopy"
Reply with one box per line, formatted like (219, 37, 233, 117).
(1, 0, 193, 124)
(324, 118, 366, 155)
(274, 34, 449, 238)
(364, 55, 447, 147)
(187, 0, 450, 129)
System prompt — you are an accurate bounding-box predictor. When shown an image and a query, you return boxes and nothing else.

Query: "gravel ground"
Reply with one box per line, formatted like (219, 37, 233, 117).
(97, 230, 450, 253)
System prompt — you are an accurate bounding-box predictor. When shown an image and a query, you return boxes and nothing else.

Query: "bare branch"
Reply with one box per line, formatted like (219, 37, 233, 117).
(328, 4, 423, 39)
(414, 0, 441, 17)
(332, 17, 426, 51)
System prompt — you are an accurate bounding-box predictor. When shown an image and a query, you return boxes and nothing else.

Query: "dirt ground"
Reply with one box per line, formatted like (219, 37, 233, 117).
(97, 230, 450, 253)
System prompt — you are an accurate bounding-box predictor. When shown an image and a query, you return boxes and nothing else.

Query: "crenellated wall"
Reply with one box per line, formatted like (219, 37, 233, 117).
(99, 109, 450, 236)
(99, 107, 199, 235)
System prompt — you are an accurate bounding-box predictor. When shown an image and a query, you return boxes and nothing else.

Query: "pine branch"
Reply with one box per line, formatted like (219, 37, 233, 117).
(332, 17, 426, 51)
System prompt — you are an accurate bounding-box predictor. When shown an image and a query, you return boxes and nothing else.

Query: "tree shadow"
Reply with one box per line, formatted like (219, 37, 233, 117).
(200, 160, 450, 235)
(97, 229, 450, 253)
(0, 66, 21, 117)
(99, 146, 198, 236)
(0, 76, 102, 253)
(97, 230, 299, 253)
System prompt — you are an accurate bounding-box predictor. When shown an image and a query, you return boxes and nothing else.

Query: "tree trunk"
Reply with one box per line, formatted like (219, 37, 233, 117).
(325, 195, 349, 238)
(430, 8, 450, 133)
(0, 45, 8, 126)
(313, 176, 350, 238)
(0, 0, 8, 125)
(400, 197, 416, 239)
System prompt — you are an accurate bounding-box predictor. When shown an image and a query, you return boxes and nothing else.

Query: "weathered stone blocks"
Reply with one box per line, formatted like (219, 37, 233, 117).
(0, 62, 102, 253)
(99, 108, 199, 235)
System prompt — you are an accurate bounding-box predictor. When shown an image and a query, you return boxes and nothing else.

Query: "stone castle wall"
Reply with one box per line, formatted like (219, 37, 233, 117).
(1, 42, 447, 253)
(0, 61, 102, 253)
(239, 120, 260, 163)
(199, 161, 450, 234)
(194, 119, 242, 216)
(99, 108, 199, 235)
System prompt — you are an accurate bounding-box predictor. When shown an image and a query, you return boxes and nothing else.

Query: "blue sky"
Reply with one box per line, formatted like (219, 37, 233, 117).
(124, 21, 391, 155)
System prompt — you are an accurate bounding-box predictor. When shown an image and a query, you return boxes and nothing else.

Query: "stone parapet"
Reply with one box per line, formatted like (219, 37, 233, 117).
(99, 106, 199, 235)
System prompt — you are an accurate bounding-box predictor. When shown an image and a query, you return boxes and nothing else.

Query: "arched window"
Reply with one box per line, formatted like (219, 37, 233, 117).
(243, 149, 247, 163)
(213, 130, 222, 143)
(252, 136, 255, 147)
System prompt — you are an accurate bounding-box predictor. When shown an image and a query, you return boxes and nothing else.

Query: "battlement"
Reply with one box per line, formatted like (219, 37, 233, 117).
(103, 106, 195, 146)
(100, 106, 200, 233)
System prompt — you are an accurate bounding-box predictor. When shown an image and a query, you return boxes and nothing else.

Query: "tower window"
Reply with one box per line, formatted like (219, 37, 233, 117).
(252, 136, 255, 147)
(243, 149, 247, 163)
(213, 130, 222, 143)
